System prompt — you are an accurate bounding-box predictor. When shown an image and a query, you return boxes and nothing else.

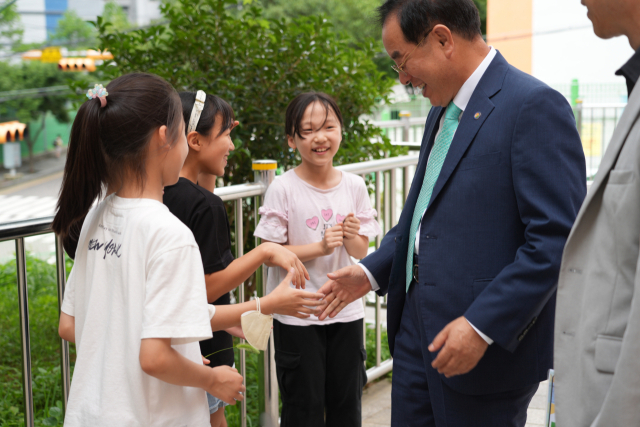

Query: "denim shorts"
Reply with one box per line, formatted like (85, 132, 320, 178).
(207, 391, 228, 414)
(206, 363, 235, 414)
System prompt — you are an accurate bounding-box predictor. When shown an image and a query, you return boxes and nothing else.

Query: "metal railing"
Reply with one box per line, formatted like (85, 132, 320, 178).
(0, 154, 419, 427)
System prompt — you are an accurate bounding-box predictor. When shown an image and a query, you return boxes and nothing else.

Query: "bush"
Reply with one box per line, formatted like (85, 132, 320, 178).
(94, 0, 404, 187)
(0, 255, 74, 427)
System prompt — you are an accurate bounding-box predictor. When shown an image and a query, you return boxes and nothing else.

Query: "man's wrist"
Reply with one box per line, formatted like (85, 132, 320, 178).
(358, 263, 379, 291)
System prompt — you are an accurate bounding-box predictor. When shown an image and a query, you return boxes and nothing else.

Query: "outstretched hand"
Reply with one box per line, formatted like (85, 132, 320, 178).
(262, 268, 327, 318)
(317, 264, 372, 320)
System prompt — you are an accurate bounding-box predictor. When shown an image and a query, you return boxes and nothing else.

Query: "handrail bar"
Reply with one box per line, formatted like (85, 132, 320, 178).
(214, 182, 266, 201)
(336, 154, 419, 175)
(0, 217, 54, 242)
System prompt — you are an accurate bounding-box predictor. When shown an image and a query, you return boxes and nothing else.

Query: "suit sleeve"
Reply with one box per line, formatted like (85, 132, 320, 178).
(360, 224, 398, 296)
(464, 86, 586, 352)
(591, 246, 640, 426)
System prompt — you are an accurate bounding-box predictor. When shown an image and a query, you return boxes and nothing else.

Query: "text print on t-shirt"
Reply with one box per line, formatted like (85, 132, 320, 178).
(88, 238, 122, 259)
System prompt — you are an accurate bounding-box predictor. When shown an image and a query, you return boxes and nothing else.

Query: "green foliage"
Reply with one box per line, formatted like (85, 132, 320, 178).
(101, 1, 134, 33)
(94, 0, 402, 188)
(0, 1, 24, 51)
(49, 10, 98, 49)
(365, 325, 391, 372)
(0, 254, 75, 427)
(0, 61, 74, 170)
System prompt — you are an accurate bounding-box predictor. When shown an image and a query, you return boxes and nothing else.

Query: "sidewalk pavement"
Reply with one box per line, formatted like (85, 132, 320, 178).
(362, 378, 549, 427)
(0, 149, 67, 192)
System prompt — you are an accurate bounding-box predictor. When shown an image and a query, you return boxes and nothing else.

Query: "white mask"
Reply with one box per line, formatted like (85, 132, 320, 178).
(241, 296, 273, 351)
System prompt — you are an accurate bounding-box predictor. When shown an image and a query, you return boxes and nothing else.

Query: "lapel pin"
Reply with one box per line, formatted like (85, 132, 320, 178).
(474, 112, 481, 120)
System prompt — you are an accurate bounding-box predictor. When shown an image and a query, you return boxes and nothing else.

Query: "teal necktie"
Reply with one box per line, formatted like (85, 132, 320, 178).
(406, 102, 462, 292)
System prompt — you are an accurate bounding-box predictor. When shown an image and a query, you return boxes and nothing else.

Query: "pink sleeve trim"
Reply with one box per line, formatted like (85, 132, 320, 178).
(254, 219, 288, 244)
(356, 209, 382, 237)
(258, 206, 288, 221)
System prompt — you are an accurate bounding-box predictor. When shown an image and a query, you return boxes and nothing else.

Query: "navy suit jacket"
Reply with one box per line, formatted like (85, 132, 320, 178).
(361, 52, 586, 395)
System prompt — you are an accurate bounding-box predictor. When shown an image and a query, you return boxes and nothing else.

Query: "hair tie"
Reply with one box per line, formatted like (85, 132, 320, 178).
(86, 84, 108, 108)
(187, 90, 206, 133)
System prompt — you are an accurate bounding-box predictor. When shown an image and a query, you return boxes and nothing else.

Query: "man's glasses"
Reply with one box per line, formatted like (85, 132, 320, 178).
(391, 30, 431, 76)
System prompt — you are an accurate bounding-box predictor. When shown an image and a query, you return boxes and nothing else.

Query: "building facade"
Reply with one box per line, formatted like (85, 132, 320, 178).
(488, 0, 633, 101)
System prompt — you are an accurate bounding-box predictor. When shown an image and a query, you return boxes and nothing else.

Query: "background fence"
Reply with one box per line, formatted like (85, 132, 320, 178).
(0, 154, 419, 427)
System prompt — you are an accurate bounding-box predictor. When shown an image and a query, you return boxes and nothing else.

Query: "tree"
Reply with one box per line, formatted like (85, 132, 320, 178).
(95, 0, 401, 188)
(0, 62, 73, 172)
(50, 10, 98, 49)
(101, 0, 133, 33)
(0, 0, 24, 51)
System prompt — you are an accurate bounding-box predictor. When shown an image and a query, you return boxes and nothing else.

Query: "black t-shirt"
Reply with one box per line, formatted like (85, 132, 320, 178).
(163, 177, 235, 367)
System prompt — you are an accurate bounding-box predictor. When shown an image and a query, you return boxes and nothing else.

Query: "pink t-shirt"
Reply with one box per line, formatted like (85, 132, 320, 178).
(254, 169, 382, 326)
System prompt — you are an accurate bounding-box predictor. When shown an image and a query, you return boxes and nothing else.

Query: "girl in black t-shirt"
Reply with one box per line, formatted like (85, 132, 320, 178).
(163, 90, 310, 427)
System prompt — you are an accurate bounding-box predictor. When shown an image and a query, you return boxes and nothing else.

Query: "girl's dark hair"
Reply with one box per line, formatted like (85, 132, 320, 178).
(285, 92, 343, 139)
(377, 0, 482, 43)
(179, 92, 235, 137)
(52, 72, 183, 238)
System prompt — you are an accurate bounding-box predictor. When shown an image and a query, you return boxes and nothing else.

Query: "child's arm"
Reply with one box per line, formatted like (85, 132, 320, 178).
(273, 224, 344, 263)
(139, 338, 244, 404)
(209, 268, 326, 331)
(58, 312, 75, 343)
(205, 243, 309, 301)
(341, 213, 370, 259)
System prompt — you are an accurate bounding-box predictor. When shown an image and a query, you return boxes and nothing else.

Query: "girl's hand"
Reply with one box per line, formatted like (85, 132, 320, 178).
(262, 242, 309, 289)
(321, 224, 344, 255)
(262, 268, 327, 318)
(342, 214, 360, 240)
(207, 366, 245, 405)
(225, 325, 246, 340)
(202, 355, 210, 365)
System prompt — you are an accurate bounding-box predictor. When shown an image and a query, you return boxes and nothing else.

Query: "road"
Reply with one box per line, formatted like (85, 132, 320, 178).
(0, 172, 63, 262)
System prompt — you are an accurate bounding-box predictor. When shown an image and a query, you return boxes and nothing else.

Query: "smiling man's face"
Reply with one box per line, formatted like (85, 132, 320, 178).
(382, 14, 459, 108)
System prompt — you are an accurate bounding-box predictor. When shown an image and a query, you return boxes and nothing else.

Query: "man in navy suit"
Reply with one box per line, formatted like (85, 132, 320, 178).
(318, 0, 586, 425)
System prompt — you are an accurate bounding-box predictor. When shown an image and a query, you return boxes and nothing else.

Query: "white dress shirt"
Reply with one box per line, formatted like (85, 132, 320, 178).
(359, 47, 497, 345)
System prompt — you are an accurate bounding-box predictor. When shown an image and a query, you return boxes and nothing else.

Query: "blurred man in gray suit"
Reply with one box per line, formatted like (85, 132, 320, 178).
(555, 0, 640, 426)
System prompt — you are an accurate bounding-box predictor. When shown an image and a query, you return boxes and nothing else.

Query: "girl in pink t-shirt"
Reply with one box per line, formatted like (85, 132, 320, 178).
(254, 92, 381, 426)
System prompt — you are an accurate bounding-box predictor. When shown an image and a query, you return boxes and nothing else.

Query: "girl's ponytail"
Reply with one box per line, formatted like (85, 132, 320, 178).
(52, 73, 182, 238)
(52, 98, 108, 237)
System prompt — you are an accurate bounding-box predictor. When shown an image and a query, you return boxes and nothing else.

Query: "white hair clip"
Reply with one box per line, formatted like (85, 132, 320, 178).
(187, 90, 206, 133)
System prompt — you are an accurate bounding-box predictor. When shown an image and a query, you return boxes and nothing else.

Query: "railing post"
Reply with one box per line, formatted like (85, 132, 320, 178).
(399, 111, 411, 143)
(16, 237, 34, 427)
(374, 172, 382, 368)
(252, 160, 279, 427)
(235, 199, 247, 427)
(55, 235, 71, 413)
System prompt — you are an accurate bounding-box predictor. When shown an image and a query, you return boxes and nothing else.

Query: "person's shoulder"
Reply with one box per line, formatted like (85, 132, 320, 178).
(140, 204, 198, 254)
(165, 178, 207, 202)
(266, 171, 294, 194)
(503, 64, 563, 101)
(341, 170, 367, 189)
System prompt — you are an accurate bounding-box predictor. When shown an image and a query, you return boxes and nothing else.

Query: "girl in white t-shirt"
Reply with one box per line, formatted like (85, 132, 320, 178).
(52, 73, 325, 427)
(254, 93, 382, 426)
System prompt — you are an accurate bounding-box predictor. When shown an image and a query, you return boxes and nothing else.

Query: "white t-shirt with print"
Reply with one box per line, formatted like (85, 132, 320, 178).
(61, 195, 212, 427)
(254, 169, 382, 326)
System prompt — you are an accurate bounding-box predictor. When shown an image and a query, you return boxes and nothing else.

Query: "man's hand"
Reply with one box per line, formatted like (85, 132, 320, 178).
(429, 316, 489, 378)
(342, 213, 361, 240)
(317, 265, 372, 320)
